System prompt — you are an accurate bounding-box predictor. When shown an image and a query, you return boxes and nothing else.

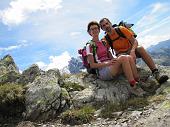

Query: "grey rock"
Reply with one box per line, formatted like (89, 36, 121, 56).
(18, 64, 43, 85)
(24, 69, 63, 121)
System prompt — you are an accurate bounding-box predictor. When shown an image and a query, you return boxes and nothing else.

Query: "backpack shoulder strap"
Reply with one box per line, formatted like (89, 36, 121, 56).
(86, 40, 99, 76)
(104, 26, 126, 49)
(115, 26, 133, 45)
(105, 34, 113, 50)
(115, 27, 126, 38)
(86, 40, 97, 63)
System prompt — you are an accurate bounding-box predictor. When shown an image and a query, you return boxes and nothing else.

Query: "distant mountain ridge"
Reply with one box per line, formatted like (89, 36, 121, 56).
(147, 39, 170, 52)
(147, 39, 170, 66)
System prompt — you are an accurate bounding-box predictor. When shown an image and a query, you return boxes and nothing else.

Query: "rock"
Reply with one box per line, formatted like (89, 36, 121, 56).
(0, 55, 20, 84)
(1, 54, 170, 126)
(66, 74, 130, 108)
(24, 69, 63, 121)
(0, 71, 20, 84)
(18, 64, 43, 85)
(0, 54, 19, 75)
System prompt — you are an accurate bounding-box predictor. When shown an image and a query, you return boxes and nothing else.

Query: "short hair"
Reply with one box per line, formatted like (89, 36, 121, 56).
(99, 18, 112, 29)
(87, 21, 100, 32)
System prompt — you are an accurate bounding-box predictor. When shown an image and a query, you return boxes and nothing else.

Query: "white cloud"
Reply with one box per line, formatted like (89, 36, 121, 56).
(134, 2, 170, 48)
(36, 51, 71, 71)
(0, 40, 29, 52)
(47, 51, 71, 70)
(70, 32, 81, 38)
(104, 0, 112, 2)
(138, 16, 170, 38)
(0, 0, 62, 26)
(136, 2, 170, 29)
(151, 3, 170, 14)
(138, 35, 170, 48)
(36, 61, 47, 70)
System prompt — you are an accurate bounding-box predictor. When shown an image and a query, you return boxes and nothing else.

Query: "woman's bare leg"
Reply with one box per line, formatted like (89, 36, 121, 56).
(127, 55, 139, 80)
(109, 55, 135, 82)
(109, 55, 145, 96)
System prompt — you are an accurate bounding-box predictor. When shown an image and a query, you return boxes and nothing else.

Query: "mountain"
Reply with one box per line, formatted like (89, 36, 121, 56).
(68, 57, 84, 74)
(147, 39, 170, 66)
(147, 39, 170, 52)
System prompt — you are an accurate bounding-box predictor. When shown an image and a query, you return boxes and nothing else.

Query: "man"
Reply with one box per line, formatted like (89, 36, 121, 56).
(99, 18, 169, 84)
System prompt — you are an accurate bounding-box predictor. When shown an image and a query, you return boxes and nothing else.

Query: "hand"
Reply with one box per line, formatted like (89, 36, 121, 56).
(104, 59, 117, 66)
(109, 59, 117, 65)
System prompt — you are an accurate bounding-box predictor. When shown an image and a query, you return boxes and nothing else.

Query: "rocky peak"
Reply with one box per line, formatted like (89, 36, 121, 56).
(1, 54, 13, 63)
(17, 64, 44, 85)
(0, 54, 19, 74)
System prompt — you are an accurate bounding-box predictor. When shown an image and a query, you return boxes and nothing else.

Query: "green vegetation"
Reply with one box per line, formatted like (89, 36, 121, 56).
(61, 73, 71, 80)
(148, 95, 165, 103)
(100, 97, 149, 118)
(100, 102, 126, 118)
(0, 83, 25, 117)
(61, 105, 96, 125)
(161, 100, 170, 109)
(126, 97, 149, 109)
(62, 81, 85, 92)
(0, 71, 20, 84)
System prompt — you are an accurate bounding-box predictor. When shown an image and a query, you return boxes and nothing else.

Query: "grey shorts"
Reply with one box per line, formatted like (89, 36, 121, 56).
(98, 66, 115, 80)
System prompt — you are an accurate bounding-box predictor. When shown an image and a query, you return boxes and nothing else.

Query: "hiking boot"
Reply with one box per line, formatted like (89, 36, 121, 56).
(153, 71, 169, 84)
(130, 83, 146, 97)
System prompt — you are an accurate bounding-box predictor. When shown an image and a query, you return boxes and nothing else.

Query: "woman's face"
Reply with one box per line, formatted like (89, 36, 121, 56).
(89, 25, 100, 37)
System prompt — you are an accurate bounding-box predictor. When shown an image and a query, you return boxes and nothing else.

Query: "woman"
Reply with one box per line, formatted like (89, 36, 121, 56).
(86, 21, 145, 96)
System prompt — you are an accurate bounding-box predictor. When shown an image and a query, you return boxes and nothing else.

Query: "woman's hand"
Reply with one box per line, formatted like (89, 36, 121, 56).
(105, 59, 117, 66)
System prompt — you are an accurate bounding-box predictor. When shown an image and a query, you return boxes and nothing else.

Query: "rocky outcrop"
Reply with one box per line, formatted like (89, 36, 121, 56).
(64, 68, 152, 108)
(18, 64, 43, 85)
(0, 54, 19, 74)
(23, 65, 155, 121)
(0, 55, 20, 84)
(24, 69, 63, 121)
(0, 54, 170, 127)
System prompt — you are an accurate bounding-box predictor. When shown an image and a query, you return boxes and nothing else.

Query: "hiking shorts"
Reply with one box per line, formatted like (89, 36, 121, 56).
(98, 66, 115, 80)
(116, 48, 141, 58)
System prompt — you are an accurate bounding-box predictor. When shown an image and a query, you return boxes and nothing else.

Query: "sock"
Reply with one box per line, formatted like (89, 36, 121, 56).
(152, 68, 158, 74)
(129, 80, 136, 87)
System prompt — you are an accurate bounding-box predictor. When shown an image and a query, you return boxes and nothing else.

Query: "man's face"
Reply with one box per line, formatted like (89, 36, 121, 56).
(100, 19, 112, 33)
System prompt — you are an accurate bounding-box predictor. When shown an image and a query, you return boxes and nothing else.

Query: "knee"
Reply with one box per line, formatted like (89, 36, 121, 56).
(137, 46, 145, 53)
(127, 55, 133, 61)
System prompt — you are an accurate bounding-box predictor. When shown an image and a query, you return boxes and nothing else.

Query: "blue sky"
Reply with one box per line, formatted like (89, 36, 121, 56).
(0, 0, 170, 72)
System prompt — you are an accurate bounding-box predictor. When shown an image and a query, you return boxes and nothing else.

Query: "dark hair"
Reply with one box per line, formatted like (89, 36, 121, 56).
(99, 18, 112, 29)
(87, 21, 100, 32)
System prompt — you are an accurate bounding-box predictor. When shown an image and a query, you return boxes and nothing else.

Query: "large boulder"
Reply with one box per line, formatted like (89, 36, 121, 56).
(62, 67, 162, 108)
(24, 69, 63, 121)
(64, 74, 130, 108)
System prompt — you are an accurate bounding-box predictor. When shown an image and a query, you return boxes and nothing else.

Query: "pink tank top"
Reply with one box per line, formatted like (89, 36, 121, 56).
(87, 41, 111, 62)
